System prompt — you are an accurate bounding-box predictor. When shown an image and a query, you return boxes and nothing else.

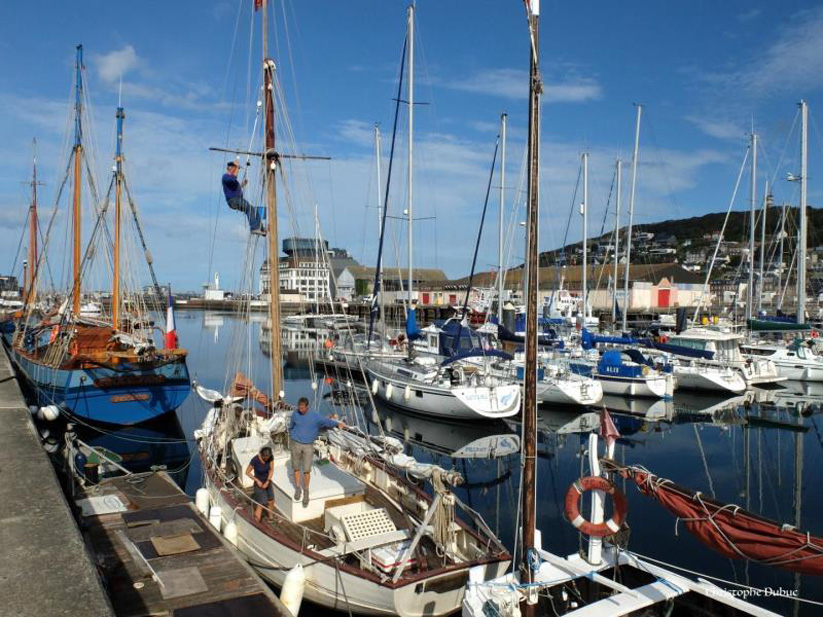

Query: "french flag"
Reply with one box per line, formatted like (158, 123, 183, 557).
(165, 288, 177, 349)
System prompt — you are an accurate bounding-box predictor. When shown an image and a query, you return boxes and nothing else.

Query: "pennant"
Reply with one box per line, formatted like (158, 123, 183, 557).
(527, 0, 540, 16)
(600, 407, 620, 450)
(254, 0, 264, 11)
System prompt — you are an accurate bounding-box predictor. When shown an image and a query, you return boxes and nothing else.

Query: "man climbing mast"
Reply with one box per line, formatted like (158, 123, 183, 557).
(222, 161, 266, 235)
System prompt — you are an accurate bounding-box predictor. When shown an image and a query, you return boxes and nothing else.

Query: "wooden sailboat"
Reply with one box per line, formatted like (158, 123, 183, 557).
(195, 3, 510, 614)
(2, 45, 190, 426)
(462, 3, 779, 615)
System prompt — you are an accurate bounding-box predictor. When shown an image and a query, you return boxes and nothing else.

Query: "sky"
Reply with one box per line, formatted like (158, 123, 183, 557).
(1, 1, 823, 293)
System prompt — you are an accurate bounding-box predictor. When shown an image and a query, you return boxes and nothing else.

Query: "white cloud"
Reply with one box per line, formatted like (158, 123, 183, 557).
(703, 7, 823, 94)
(685, 115, 745, 141)
(94, 46, 140, 85)
(443, 68, 602, 103)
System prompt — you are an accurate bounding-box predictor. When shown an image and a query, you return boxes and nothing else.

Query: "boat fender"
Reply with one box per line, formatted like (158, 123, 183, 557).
(28, 405, 38, 416)
(564, 476, 627, 537)
(195, 488, 210, 516)
(311, 381, 318, 390)
(38, 405, 61, 422)
(280, 564, 306, 616)
(371, 379, 380, 395)
(209, 506, 223, 532)
(641, 365, 650, 376)
(404, 385, 411, 400)
(223, 519, 238, 546)
(385, 383, 394, 399)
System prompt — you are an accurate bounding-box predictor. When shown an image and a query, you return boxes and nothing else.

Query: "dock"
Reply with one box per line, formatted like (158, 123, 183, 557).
(72, 470, 290, 616)
(0, 345, 114, 617)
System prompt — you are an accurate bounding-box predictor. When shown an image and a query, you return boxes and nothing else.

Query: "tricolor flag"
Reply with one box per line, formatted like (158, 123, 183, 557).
(165, 289, 177, 349)
(600, 407, 620, 450)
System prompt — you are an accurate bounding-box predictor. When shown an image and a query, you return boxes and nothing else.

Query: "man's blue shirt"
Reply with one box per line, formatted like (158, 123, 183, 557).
(222, 173, 242, 201)
(289, 409, 338, 444)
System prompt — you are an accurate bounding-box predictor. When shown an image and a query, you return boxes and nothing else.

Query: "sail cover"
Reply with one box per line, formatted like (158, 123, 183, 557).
(607, 462, 823, 576)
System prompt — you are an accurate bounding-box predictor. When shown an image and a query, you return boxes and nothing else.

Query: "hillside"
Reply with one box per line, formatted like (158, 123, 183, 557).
(539, 205, 823, 266)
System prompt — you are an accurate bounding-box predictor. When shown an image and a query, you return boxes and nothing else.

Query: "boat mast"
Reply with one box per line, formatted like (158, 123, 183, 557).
(521, 0, 541, 612)
(581, 152, 588, 324)
(112, 107, 125, 330)
(498, 112, 507, 322)
(612, 158, 621, 324)
(758, 181, 769, 315)
(72, 44, 84, 317)
(407, 3, 414, 304)
(622, 104, 642, 332)
(26, 141, 39, 304)
(746, 132, 757, 322)
(262, 0, 284, 399)
(797, 100, 808, 325)
(375, 124, 387, 322)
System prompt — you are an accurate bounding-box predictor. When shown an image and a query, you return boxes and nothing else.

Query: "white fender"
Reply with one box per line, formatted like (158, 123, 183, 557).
(404, 385, 411, 400)
(385, 383, 394, 399)
(223, 519, 238, 546)
(371, 379, 380, 395)
(195, 488, 210, 516)
(208, 506, 222, 531)
(38, 405, 60, 422)
(280, 564, 306, 615)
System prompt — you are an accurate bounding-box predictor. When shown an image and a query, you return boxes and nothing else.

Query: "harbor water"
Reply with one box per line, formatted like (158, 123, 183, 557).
(64, 311, 823, 615)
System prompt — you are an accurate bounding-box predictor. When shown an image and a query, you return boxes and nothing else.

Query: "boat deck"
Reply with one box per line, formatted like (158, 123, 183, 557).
(75, 471, 289, 616)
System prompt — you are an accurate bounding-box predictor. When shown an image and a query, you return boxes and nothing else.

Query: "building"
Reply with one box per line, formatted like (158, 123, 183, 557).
(259, 237, 331, 302)
(337, 266, 448, 302)
(447, 263, 710, 312)
(202, 272, 228, 301)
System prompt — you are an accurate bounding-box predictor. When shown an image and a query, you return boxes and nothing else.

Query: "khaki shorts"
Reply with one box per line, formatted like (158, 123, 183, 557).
(290, 441, 314, 473)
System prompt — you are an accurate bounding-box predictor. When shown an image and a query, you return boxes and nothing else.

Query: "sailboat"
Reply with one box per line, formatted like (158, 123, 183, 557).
(195, 3, 511, 614)
(462, 4, 778, 615)
(2, 46, 190, 426)
(365, 5, 521, 422)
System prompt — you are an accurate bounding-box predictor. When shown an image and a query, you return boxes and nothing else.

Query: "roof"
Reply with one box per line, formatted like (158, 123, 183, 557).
(342, 265, 448, 283)
(446, 263, 704, 289)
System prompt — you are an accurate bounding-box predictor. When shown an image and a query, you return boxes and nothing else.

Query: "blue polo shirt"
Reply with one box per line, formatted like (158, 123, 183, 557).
(222, 173, 242, 201)
(289, 410, 338, 444)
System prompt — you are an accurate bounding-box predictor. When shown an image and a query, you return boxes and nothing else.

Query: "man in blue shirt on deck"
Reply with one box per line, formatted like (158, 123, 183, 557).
(222, 161, 265, 235)
(289, 396, 345, 507)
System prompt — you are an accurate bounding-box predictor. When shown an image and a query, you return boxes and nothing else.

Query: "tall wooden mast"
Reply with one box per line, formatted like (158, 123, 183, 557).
(72, 44, 84, 316)
(26, 141, 39, 304)
(262, 1, 284, 399)
(112, 107, 125, 330)
(521, 1, 540, 613)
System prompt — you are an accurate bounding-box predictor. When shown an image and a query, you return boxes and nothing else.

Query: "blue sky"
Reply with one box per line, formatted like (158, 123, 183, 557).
(1, 1, 822, 292)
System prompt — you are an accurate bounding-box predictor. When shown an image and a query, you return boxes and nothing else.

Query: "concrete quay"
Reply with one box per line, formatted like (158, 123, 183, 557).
(0, 345, 113, 617)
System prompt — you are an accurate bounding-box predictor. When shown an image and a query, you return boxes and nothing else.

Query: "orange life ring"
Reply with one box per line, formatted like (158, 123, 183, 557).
(564, 476, 628, 537)
(811, 331, 819, 339)
(659, 335, 669, 344)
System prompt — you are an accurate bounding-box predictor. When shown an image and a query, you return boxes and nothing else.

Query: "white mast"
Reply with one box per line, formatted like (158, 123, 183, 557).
(746, 132, 757, 322)
(581, 152, 589, 324)
(622, 104, 642, 332)
(375, 124, 383, 234)
(612, 158, 622, 324)
(407, 3, 414, 304)
(758, 181, 769, 315)
(797, 100, 808, 324)
(498, 112, 507, 322)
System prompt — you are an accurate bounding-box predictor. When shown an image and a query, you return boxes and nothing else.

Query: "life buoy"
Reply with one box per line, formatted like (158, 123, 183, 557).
(659, 335, 669, 344)
(811, 331, 819, 339)
(564, 476, 628, 537)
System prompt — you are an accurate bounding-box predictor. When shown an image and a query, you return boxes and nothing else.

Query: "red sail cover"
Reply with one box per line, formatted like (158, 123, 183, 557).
(617, 465, 823, 577)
